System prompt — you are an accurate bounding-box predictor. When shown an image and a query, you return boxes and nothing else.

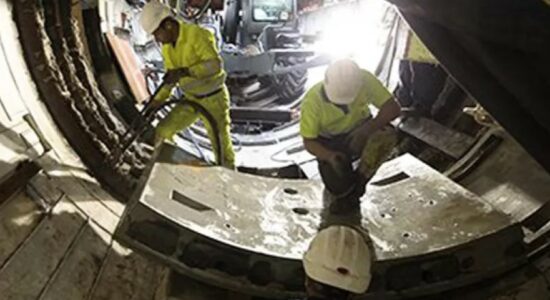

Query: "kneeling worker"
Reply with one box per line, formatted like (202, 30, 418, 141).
(302, 226, 373, 299)
(300, 59, 400, 205)
(140, 1, 235, 168)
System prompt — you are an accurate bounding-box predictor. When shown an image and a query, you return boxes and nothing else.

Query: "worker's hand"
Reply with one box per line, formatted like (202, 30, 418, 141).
(144, 100, 163, 117)
(347, 122, 376, 154)
(163, 68, 190, 85)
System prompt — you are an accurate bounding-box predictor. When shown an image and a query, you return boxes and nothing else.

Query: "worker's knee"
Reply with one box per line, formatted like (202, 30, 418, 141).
(155, 105, 198, 142)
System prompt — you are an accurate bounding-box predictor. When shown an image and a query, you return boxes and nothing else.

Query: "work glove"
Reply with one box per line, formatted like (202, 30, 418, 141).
(163, 68, 190, 85)
(347, 121, 376, 154)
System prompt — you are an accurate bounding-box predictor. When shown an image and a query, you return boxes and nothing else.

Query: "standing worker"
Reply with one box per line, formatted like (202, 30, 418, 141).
(302, 225, 374, 299)
(394, 30, 444, 117)
(140, 1, 235, 168)
(300, 59, 400, 211)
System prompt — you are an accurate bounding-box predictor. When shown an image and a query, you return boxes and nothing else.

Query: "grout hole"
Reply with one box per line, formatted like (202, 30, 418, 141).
(292, 207, 309, 215)
(284, 188, 298, 195)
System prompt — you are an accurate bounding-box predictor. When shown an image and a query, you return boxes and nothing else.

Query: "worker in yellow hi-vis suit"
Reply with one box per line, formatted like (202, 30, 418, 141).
(140, 1, 235, 168)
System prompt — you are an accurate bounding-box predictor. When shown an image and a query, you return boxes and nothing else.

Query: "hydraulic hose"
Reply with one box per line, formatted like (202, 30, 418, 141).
(112, 96, 223, 167)
(177, 99, 223, 165)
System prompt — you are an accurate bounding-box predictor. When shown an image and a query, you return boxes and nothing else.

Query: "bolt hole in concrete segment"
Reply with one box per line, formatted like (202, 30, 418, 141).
(292, 207, 309, 215)
(403, 232, 411, 238)
(284, 188, 298, 195)
(381, 213, 392, 219)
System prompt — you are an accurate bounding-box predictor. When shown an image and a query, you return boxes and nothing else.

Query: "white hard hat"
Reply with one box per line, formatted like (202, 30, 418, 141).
(324, 59, 364, 105)
(140, 1, 173, 35)
(303, 226, 372, 294)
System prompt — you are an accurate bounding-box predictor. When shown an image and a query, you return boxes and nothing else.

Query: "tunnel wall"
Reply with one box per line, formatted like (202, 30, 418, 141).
(0, 1, 168, 299)
(12, 0, 151, 200)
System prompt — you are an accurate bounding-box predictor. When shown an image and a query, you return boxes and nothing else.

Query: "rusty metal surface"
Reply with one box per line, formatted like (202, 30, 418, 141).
(117, 149, 524, 298)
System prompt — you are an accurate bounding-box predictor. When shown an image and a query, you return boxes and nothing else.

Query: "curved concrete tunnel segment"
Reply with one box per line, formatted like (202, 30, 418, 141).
(117, 147, 524, 298)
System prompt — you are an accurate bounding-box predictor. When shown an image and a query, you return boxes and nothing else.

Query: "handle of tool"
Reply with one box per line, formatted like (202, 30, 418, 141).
(113, 81, 225, 168)
(141, 81, 169, 116)
(178, 100, 223, 166)
(112, 81, 170, 165)
(118, 81, 167, 141)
